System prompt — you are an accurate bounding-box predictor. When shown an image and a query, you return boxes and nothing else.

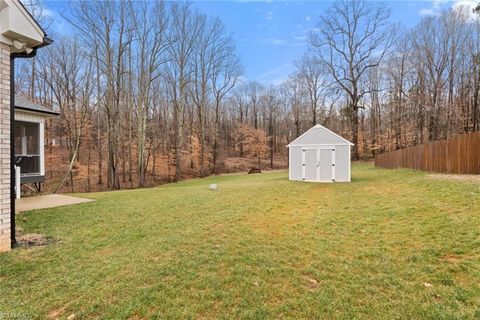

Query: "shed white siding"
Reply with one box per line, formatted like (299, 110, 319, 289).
(289, 146, 303, 180)
(334, 145, 350, 182)
(287, 125, 353, 183)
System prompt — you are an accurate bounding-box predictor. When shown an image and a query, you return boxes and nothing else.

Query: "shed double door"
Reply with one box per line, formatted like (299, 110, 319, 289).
(302, 147, 335, 182)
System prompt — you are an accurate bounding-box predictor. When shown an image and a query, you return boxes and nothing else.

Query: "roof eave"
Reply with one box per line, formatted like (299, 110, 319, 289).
(286, 124, 354, 147)
(1, 0, 48, 49)
(15, 106, 59, 116)
(287, 143, 354, 147)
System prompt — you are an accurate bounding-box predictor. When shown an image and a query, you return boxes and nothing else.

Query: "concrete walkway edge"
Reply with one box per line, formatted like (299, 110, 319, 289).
(16, 194, 95, 213)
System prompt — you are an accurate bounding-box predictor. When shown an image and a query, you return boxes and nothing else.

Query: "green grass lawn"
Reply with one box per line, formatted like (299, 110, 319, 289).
(1, 163, 480, 319)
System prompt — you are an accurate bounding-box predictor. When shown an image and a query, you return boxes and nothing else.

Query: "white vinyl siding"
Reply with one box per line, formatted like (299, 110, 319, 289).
(288, 125, 352, 183)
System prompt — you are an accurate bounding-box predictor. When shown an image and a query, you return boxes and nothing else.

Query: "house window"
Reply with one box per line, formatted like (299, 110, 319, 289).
(14, 121, 40, 176)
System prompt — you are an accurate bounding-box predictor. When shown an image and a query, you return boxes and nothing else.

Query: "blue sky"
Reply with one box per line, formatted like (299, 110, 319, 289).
(43, 0, 474, 86)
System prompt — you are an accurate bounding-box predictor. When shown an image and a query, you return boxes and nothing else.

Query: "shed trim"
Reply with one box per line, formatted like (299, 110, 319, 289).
(287, 124, 354, 147)
(293, 143, 349, 147)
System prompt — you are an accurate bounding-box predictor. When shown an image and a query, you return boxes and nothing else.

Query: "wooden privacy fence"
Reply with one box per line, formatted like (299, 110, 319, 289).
(374, 131, 480, 174)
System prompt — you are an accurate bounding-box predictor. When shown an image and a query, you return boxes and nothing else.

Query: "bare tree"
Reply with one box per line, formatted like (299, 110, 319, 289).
(262, 87, 279, 167)
(37, 37, 95, 193)
(295, 54, 328, 126)
(247, 81, 263, 129)
(211, 44, 242, 172)
(232, 84, 250, 157)
(309, 0, 395, 159)
(165, 3, 204, 182)
(283, 76, 305, 138)
(68, 0, 132, 189)
(130, 1, 169, 187)
(190, 17, 226, 176)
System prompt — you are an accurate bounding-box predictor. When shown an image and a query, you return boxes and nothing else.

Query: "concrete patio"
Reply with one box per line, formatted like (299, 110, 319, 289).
(16, 194, 95, 213)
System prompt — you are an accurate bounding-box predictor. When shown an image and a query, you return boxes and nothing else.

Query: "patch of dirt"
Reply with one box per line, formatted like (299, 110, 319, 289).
(440, 254, 462, 264)
(432, 293, 442, 301)
(16, 228, 59, 247)
(305, 277, 320, 289)
(47, 307, 65, 320)
(427, 173, 480, 183)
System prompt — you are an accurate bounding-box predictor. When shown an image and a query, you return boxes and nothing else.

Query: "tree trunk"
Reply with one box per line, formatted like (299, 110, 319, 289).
(351, 103, 360, 160)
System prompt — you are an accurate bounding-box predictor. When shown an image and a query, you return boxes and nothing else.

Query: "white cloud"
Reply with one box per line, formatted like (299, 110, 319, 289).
(453, 0, 477, 9)
(419, 0, 449, 16)
(265, 11, 274, 20)
(305, 15, 311, 21)
(41, 8, 54, 18)
(268, 39, 288, 45)
(419, 8, 436, 16)
(293, 35, 306, 41)
(256, 63, 295, 86)
(256, 37, 305, 47)
(419, 0, 478, 18)
(452, 0, 479, 21)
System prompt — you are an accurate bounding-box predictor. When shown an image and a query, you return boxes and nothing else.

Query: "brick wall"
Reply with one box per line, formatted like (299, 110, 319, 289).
(0, 42, 11, 252)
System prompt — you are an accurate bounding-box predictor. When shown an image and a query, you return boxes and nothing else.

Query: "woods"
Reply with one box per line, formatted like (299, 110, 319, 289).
(15, 0, 480, 192)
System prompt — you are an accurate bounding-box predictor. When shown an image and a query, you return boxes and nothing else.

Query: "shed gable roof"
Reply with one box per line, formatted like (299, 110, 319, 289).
(287, 124, 353, 147)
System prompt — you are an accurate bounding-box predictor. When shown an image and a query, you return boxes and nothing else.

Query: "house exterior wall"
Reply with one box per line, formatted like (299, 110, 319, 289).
(0, 0, 48, 253)
(0, 41, 11, 252)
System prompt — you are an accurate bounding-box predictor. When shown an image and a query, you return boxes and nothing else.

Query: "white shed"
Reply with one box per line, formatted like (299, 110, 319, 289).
(287, 124, 353, 182)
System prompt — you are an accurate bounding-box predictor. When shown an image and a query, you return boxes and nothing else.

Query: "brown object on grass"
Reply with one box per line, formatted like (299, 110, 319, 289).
(248, 167, 262, 174)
